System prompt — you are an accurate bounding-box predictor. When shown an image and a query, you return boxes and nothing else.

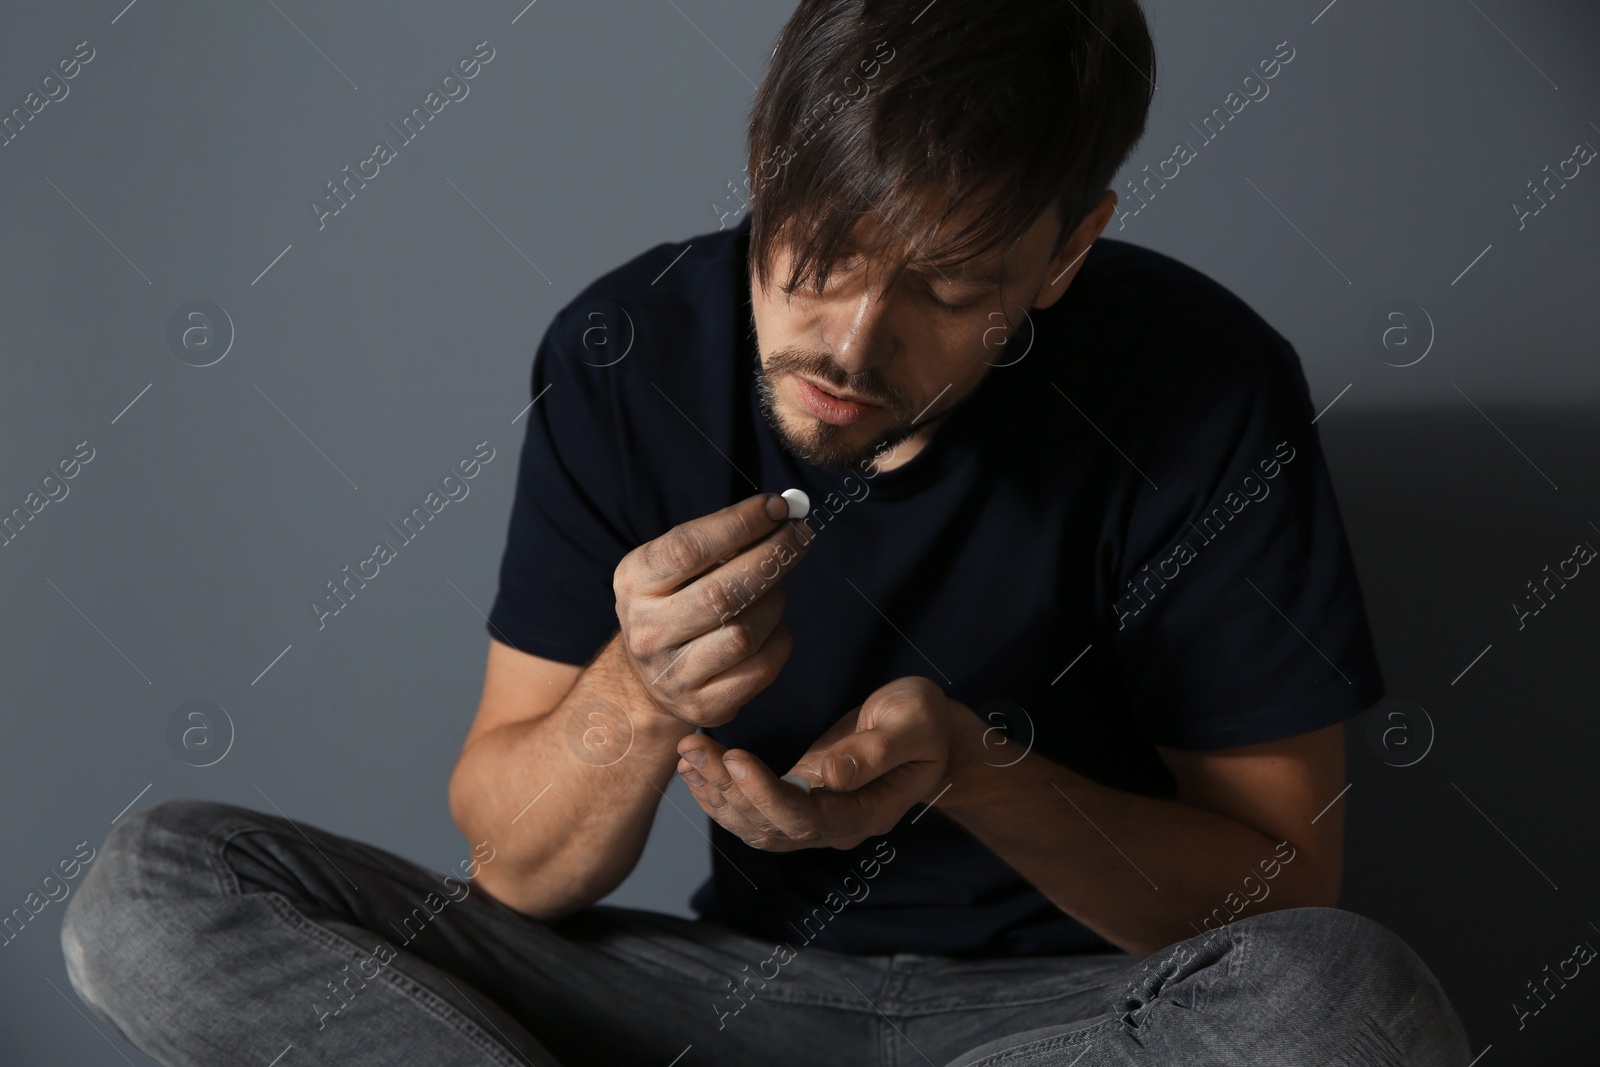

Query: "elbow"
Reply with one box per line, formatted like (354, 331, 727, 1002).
(1300, 875, 1342, 910)
(468, 856, 606, 922)
(471, 861, 551, 918)
(1261, 833, 1342, 911)
(1292, 849, 1343, 909)
(447, 738, 505, 847)
(446, 758, 478, 844)
(1267, 860, 1342, 912)
(449, 777, 617, 920)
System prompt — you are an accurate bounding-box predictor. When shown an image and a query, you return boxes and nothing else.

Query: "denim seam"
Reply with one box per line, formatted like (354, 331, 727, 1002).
(870, 986, 1118, 1018)
(876, 964, 912, 1013)
(878, 967, 912, 1067)
(958, 1016, 1123, 1066)
(577, 922, 836, 1002)
(258, 892, 528, 1067)
(198, 812, 526, 1067)
(209, 815, 466, 905)
(589, 945, 872, 1007)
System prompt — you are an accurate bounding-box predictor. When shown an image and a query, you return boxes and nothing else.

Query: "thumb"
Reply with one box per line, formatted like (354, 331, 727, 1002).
(789, 718, 901, 793)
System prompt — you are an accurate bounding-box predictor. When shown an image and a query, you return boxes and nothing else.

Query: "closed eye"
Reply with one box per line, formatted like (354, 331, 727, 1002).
(925, 284, 975, 313)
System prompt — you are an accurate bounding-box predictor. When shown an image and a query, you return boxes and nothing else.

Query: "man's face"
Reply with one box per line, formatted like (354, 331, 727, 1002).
(748, 192, 1111, 471)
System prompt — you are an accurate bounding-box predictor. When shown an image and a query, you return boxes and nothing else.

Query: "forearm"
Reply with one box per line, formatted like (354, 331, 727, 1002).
(940, 715, 1334, 957)
(449, 634, 695, 918)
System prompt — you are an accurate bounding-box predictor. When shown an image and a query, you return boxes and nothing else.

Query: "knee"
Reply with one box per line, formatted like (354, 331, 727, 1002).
(60, 798, 245, 1015)
(1238, 907, 1470, 1064)
(1242, 906, 1421, 988)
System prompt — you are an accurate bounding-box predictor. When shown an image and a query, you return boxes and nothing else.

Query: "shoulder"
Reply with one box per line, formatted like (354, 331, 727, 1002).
(539, 223, 746, 385)
(516, 224, 749, 532)
(1073, 239, 1299, 371)
(1050, 239, 1314, 443)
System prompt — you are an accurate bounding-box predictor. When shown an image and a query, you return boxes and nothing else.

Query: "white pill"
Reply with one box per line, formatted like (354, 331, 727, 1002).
(781, 488, 810, 520)
(780, 773, 813, 794)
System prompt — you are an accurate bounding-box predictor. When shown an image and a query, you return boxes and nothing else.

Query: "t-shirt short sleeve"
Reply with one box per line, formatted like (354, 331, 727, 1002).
(1107, 331, 1384, 750)
(485, 308, 638, 666)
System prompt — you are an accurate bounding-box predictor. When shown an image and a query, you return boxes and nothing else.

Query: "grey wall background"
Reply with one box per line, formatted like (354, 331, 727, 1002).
(2, 0, 1597, 1062)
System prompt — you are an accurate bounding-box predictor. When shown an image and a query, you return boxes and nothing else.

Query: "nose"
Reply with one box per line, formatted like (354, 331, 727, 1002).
(826, 283, 895, 378)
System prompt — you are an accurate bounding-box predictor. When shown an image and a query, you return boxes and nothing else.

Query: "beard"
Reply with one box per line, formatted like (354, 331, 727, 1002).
(748, 310, 959, 472)
(752, 357, 923, 471)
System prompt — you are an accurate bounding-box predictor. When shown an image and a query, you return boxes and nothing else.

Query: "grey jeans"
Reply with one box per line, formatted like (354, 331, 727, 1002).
(60, 799, 1471, 1066)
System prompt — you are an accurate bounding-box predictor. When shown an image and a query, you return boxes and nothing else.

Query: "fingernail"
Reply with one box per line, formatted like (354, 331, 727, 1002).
(780, 773, 813, 795)
(682, 748, 707, 768)
(764, 493, 788, 521)
(724, 758, 747, 781)
(681, 768, 706, 787)
(823, 754, 857, 790)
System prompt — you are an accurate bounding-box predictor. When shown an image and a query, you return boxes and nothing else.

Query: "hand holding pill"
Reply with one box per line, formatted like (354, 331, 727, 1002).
(610, 491, 813, 728)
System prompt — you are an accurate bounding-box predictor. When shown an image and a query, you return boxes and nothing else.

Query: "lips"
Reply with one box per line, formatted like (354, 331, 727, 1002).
(803, 377, 875, 404)
(792, 375, 882, 426)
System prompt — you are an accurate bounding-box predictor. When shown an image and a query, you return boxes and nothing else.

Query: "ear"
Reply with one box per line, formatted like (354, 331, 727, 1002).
(1032, 190, 1118, 311)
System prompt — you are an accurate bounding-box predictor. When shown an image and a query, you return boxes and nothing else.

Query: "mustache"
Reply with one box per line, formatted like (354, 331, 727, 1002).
(762, 347, 908, 412)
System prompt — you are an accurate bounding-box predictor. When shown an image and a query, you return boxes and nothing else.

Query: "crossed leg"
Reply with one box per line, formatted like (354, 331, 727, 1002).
(60, 798, 1472, 1067)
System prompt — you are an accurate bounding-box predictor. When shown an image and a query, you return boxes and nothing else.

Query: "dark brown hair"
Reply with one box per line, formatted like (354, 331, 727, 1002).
(745, 0, 1156, 298)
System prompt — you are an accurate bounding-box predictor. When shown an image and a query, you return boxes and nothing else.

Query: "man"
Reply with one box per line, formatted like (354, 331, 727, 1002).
(62, 1, 1472, 1063)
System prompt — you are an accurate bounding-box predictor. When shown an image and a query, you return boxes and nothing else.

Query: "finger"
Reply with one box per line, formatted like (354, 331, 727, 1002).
(683, 744, 792, 847)
(805, 760, 945, 841)
(694, 621, 795, 715)
(681, 770, 763, 843)
(782, 704, 864, 787)
(663, 518, 811, 646)
(679, 740, 818, 851)
(676, 739, 766, 841)
(634, 513, 811, 654)
(656, 621, 793, 727)
(714, 748, 824, 846)
(670, 582, 787, 690)
(632, 494, 791, 596)
(790, 701, 944, 793)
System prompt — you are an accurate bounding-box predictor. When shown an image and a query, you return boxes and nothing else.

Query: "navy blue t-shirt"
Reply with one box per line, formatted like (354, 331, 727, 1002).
(486, 215, 1384, 957)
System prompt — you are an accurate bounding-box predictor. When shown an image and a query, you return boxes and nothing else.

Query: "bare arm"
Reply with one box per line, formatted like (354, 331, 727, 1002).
(449, 492, 811, 918)
(934, 716, 1346, 957)
(447, 635, 690, 918)
(671, 677, 1346, 958)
